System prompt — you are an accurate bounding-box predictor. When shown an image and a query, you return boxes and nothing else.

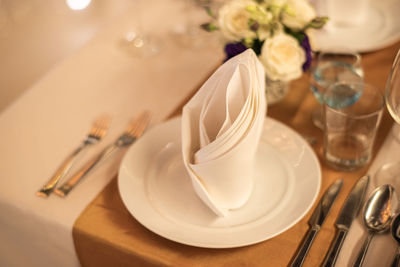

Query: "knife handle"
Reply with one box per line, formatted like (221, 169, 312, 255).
(289, 226, 319, 267)
(321, 228, 347, 267)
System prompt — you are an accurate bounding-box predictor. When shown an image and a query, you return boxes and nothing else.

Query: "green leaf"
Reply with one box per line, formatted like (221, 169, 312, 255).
(306, 17, 329, 29)
(250, 38, 263, 55)
(245, 5, 258, 13)
(200, 23, 218, 32)
(243, 37, 254, 48)
(204, 6, 216, 19)
(284, 26, 306, 44)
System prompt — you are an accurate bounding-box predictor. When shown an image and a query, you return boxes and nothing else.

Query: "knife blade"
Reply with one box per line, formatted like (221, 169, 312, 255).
(289, 178, 343, 267)
(321, 175, 370, 267)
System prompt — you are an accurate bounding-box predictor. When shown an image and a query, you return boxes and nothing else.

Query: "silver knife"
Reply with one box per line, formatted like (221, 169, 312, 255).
(289, 179, 343, 267)
(321, 175, 370, 267)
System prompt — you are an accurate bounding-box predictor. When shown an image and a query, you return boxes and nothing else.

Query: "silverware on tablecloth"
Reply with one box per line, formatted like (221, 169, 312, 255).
(289, 179, 343, 267)
(36, 115, 111, 198)
(321, 175, 370, 267)
(353, 184, 396, 267)
(390, 212, 400, 267)
(54, 111, 151, 197)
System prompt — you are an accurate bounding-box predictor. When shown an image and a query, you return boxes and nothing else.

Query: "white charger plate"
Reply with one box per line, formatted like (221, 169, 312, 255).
(118, 117, 321, 248)
(313, 0, 400, 53)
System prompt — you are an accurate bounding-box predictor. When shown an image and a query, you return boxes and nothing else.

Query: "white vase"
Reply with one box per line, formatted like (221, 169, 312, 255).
(265, 77, 289, 105)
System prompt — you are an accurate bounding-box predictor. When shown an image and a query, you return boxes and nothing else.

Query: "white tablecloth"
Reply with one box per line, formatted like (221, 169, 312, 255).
(0, 0, 134, 112)
(0, 1, 223, 266)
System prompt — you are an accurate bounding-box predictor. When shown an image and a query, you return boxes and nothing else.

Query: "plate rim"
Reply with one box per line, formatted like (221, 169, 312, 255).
(314, 0, 400, 53)
(118, 116, 321, 248)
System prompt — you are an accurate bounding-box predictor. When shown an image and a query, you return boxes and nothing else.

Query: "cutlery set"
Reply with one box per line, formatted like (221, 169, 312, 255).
(36, 115, 111, 197)
(323, 175, 370, 267)
(36, 111, 151, 198)
(290, 178, 344, 267)
(353, 184, 396, 267)
(34, 110, 398, 266)
(290, 174, 400, 267)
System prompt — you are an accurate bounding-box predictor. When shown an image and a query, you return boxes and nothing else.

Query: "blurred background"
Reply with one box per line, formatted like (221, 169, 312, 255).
(0, 0, 135, 112)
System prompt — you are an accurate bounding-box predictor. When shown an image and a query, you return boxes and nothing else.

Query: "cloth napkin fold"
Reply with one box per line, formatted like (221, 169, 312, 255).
(181, 49, 266, 217)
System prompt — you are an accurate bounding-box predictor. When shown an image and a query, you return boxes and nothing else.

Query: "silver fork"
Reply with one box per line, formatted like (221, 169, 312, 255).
(54, 111, 151, 197)
(36, 115, 111, 198)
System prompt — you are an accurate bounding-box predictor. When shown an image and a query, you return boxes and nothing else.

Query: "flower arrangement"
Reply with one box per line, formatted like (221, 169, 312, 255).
(201, 0, 327, 82)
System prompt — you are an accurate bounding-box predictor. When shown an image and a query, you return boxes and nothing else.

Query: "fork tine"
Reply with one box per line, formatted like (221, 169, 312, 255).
(126, 111, 151, 138)
(89, 114, 111, 139)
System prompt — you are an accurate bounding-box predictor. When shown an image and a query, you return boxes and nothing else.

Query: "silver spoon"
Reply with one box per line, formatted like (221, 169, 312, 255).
(391, 213, 400, 267)
(353, 184, 397, 267)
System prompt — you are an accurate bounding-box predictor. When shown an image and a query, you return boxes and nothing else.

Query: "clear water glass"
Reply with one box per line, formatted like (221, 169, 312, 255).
(323, 82, 384, 171)
(310, 51, 364, 129)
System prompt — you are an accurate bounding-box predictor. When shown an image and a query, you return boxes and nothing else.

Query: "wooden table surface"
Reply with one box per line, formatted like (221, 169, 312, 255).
(72, 41, 400, 267)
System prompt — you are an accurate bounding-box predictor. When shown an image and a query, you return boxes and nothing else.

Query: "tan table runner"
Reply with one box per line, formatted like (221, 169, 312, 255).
(73, 42, 400, 267)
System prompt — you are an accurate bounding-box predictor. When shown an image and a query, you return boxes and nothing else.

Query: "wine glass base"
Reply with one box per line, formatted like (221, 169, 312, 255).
(170, 24, 209, 49)
(121, 32, 161, 58)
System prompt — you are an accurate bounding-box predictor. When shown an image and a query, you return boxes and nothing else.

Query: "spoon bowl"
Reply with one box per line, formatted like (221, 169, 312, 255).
(353, 184, 397, 267)
(363, 185, 396, 232)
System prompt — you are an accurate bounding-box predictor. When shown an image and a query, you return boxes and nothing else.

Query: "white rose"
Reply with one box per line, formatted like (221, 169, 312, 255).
(259, 33, 305, 81)
(218, 0, 257, 42)
(281, 0, 316, 30)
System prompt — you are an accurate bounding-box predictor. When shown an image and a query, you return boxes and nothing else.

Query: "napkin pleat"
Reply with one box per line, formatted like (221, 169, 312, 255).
(195, 65, 253, 163)
(182, 49, 266, 216)
(199, 77, 229, 147)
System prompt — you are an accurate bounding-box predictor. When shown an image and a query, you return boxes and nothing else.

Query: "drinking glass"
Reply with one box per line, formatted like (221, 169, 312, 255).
(371, 49, 400, 190)
(322, 82, 384, 171)
(386, 48, 400, 141)
(310, 51, 364, 129)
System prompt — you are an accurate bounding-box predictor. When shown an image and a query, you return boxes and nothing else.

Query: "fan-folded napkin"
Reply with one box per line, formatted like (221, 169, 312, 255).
(182, 49, 266, 217)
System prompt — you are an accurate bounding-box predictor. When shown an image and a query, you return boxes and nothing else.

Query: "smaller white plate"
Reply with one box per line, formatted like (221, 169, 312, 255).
(313, 0, 400, 53)
(118, 117, 321, 248)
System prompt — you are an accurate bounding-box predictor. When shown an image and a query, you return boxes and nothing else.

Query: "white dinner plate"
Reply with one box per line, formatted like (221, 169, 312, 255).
(313, 0, 400, 53)
(118, 117, 321, 248)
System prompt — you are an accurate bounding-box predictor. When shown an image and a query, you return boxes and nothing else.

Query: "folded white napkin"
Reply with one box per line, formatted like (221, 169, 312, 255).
(181, 49, 266, 217)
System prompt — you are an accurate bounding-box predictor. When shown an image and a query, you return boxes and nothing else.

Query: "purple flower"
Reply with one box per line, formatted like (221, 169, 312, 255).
(301, 34, 312, 71)
(224, 42, 247, 61)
